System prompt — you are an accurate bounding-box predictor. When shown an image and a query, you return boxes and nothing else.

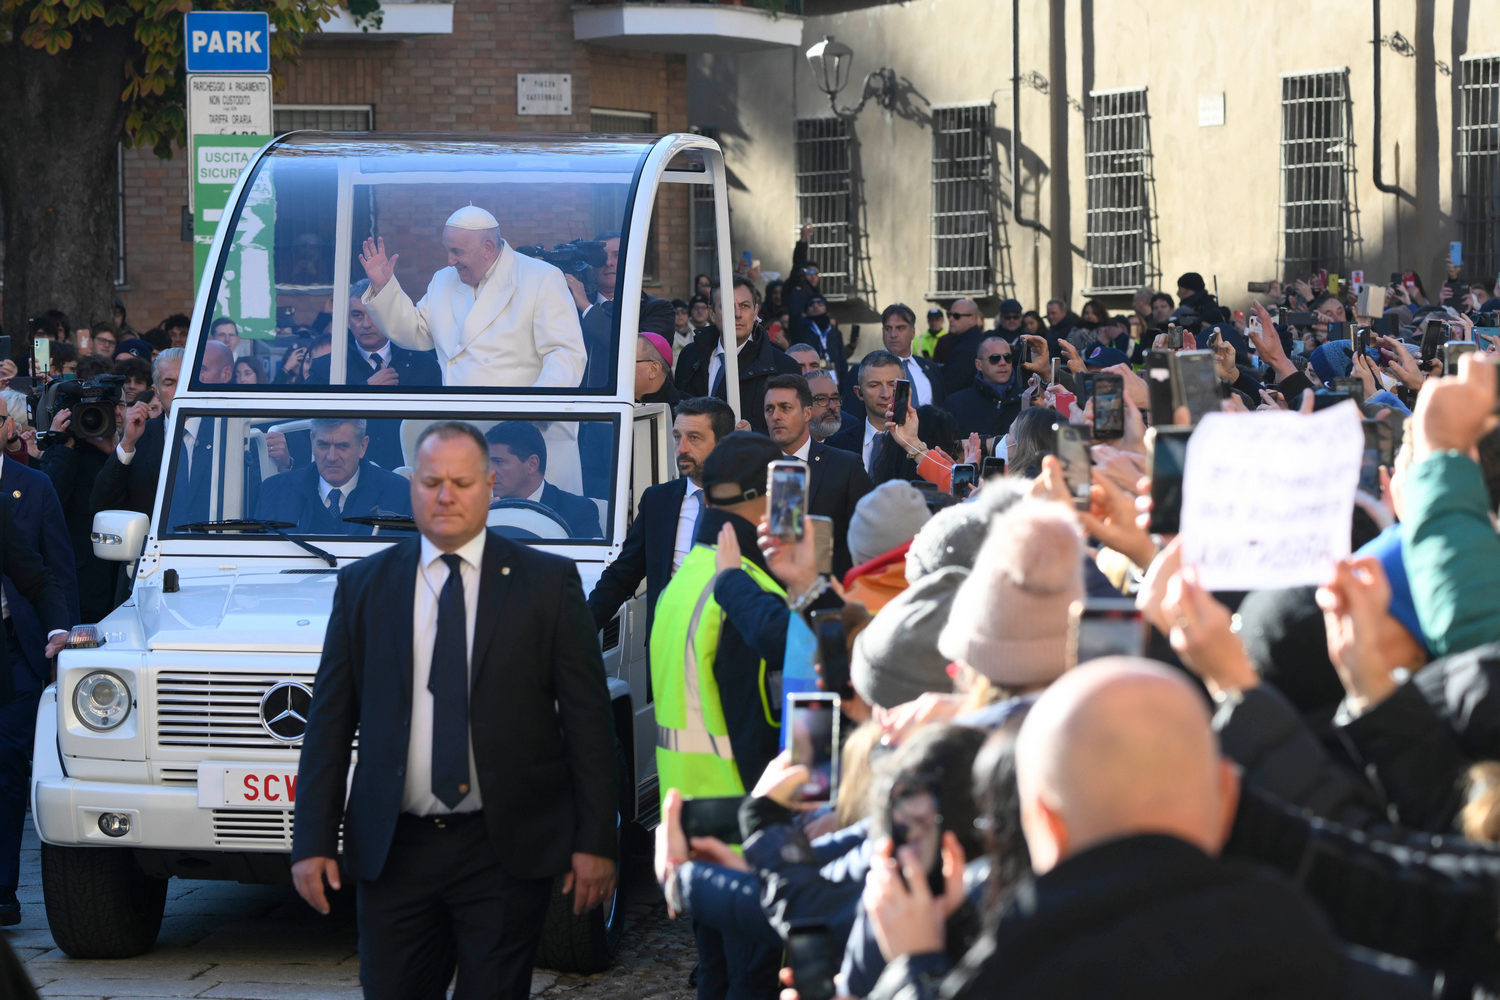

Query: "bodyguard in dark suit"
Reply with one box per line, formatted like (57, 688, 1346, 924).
(484, 422, 601, 538)
(673, 277, 800, 434)
(762, 375, 873, 578)
(878, 303, 947, 409)
(586, 396, 735, 638)
(292, 422, 617, 1000)
(0, 474, 77, 925)
(255, 418, 412, 535)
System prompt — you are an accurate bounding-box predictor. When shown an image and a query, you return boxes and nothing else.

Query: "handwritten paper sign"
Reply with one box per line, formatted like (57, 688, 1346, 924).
(1179, 402, 1363, 590)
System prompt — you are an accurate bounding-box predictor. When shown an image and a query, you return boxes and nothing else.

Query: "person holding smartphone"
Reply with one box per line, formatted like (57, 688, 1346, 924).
(945, 334, 1027, 439)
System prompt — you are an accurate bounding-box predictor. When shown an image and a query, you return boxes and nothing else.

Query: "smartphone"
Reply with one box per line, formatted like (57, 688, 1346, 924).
(1354, 326, 1371, 356)
(809, 610, 851, 697)
(1284, 311, 1315, 327)
(741, 249, 753, 268)
(807, 515, 834, 576)
(276, 305, 296, 327)
(1170, 350, 1220, 424)
(980, 455, 1006, 480)
(1332, 376, 1364, 406)
(1015, 337, 1031, 368)
(1445, 340, 1478, 376)
(1247, 281, 1272, 293)
(1167, 325, 1184, 351)
(1389, 271, 1403, 286)
(1149, 427, 1192, 535)
(1073, 372, 1096, 408)
(1420, 320, 1449, 365)
(1068, 597, 1147, 668)
(1091, 372, 1125, 440)
(786, 921, 837, 1000)
(32, 336, 50, 376)
(1052, 424, 1092, 510)
(888, 777, 945, 897)
(891, 378, 911, 427)
(1312, 389, 1352, 411)
(1402, 271, 1417, 291)
(787, 692, 840, 806)
(1050, 357, 1064, 385)
(1360, 419, 1390, 495)
(1326, 321, 1348, 341)
(1451, 240, 1464, 268)
(680, 796, 746, 844)
(1146, 349, 1175, 426)
(1371, 315, 1397, 337)
(767, 460, 809, 542)
(949, 462, 978, 499)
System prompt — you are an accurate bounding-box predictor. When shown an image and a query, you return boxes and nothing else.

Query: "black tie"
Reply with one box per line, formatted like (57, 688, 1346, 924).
(429, 553, 470, 808)
(326, 488, 342, 518)
(370, 353, 383, 371)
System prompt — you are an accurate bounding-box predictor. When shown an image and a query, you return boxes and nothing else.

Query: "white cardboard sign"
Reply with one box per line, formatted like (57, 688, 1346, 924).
(1179, 402, 1363, 591)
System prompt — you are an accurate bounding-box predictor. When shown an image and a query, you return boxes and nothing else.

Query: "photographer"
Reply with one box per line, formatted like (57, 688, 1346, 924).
(38, 388, 124, 624)
(561, 230, 675, 391)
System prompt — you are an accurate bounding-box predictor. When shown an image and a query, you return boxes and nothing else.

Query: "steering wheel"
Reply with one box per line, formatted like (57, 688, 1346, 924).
(486, 498, 571, 540)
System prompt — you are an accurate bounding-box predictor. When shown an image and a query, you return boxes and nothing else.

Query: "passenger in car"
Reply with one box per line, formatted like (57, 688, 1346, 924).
(256, 418, 411, 535)
(485, 422, 601, 539)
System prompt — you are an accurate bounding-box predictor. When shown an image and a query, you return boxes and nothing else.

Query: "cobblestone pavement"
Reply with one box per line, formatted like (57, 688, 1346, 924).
(6, 816, 697, 999)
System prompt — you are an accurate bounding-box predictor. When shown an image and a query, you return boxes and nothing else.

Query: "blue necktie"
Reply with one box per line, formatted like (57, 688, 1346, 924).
(429, 553, 470, 808)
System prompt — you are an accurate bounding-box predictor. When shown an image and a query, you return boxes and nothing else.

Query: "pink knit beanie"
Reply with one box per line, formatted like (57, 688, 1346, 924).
(937, 499, 1084, 686)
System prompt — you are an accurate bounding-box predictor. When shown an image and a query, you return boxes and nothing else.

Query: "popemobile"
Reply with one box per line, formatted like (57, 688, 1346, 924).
(30, 131, 743, 971)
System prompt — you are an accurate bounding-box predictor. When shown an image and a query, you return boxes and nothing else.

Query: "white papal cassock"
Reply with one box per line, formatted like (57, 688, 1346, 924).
(364, 242, 589, 493)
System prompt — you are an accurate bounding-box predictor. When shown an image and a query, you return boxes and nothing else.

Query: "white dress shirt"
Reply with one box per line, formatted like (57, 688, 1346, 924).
(898, 353, 933, 407)
(318, 469, 359, 507)
(789, 436, 812, 463)
(673, 480, 704, 571)
(403, 530, 486, 815)
(359, 343, 393, 370)
(861, 419, 882, 473)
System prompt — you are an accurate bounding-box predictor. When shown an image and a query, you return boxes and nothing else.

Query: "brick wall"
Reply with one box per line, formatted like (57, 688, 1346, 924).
(111, 1, 690, 333)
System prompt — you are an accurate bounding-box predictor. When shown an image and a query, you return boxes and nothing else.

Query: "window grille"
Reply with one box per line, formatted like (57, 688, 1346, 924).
(1458, 55, 1500, 283)
(591, 109, 658, 280)
(1084, 88, 1152, 294)
(1279, 70, 1354, 277)
(794, 118, 853, 302)
(273, 106, 373, 132)
(929, 105, 994, 300)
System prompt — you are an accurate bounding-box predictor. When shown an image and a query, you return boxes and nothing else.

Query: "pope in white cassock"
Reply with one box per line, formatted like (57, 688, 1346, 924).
(358, 206, 589, 492)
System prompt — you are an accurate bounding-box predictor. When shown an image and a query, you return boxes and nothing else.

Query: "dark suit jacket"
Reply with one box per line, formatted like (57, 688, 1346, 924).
(586, 477, 687, 635)
(789, 316, 849, 388)
(255, 461, 411, 536)
(292, 532, 618, 882)
(806, 441, 873, 579)
(823, 416, 870, 462)
(90, 416, 165, 518)
(39, 440, 114, 623)
(673, 326, 801, 434)
(1, 460, 78, 687)
(0, 496, 70, 700)
(539, 482, 602, 539)
(903, 354, 947, 408)
(308, 337, 442, 389)
(581, 294, 675, 390)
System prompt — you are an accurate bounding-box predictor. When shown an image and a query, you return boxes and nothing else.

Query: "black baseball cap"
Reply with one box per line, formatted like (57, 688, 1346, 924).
(927, 307, 944, 318)
(689, 294, 710, 307)
(702, 432, 783, 506)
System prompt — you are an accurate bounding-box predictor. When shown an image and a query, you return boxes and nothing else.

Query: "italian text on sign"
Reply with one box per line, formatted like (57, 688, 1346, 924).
(197, 145, 256, 186)
(184, 11, 271, 73)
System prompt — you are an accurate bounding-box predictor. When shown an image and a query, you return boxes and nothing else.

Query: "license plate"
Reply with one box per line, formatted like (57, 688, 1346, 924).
(197, 762, 298, 809)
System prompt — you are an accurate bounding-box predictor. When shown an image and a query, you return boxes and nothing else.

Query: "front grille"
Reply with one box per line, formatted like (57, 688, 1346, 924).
(212, 808, 293, 848)
(156, 766, 198, 787)
(156, 671, 317, 751)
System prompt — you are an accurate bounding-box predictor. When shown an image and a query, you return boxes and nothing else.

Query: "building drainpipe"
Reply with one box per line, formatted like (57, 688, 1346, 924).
(1013, 0, 1044, 311)
(1047, 0, 1071, 305)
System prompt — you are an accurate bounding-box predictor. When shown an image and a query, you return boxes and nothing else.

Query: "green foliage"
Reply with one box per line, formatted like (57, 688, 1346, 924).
(2, 0, 363, 157)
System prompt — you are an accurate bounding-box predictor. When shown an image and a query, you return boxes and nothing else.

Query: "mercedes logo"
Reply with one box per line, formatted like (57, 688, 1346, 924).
(259, 681, 313, 743)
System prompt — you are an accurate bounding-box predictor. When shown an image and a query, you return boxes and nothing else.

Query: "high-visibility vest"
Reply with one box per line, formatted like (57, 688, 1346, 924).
(650, 544, 784, 807)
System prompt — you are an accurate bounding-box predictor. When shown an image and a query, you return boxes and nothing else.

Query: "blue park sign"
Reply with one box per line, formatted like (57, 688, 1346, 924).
(184, 11, 271, 73)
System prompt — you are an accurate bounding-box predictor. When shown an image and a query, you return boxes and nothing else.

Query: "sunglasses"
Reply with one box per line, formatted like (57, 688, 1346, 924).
(948, 311, 974, 319)
(805, 268, 820, 276)
(986, 353, 1013, 364)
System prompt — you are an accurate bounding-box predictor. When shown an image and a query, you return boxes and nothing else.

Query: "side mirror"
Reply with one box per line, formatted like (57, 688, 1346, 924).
(92, 511, 149, 563)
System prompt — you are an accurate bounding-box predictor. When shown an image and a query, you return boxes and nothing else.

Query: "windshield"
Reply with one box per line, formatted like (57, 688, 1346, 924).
(194, 134, 656, 396)
(161, 409, 620, 545)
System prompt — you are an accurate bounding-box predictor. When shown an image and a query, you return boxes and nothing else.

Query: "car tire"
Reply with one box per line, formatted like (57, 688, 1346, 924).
(536, 818, 624, 974)
(41, 844, 167, 959)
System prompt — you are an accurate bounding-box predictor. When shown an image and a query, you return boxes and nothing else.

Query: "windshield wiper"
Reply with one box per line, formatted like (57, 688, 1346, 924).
(173, 519, 338, 567)
(342, 514, 418, 532)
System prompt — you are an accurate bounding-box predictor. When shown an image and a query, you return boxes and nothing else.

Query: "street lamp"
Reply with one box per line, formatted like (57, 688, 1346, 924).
(805, 35, 896, 117)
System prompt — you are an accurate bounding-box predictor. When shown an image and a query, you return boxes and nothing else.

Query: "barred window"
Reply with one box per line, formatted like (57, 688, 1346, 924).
(1279, 70, 1354, 277)
(794, 118, 853, 302)
(273, 106, 374, 132)
(1084, 88, 1153, 294)
(1458, 55, 1500, 283)
(591, 109, 658, 280)
(929, 105, 994, 300)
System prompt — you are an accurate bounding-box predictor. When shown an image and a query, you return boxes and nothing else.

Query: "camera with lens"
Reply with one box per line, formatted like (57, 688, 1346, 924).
(30, 374, 125, 445)
(515, 239, 607, 300)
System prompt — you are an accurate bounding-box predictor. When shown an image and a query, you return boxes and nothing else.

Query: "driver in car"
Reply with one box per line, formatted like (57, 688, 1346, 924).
(485, 421, 601, 538)
(256, 418, 411, 535)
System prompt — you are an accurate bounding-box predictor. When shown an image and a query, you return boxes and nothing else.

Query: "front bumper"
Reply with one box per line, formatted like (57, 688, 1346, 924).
(32, 775, 294, 852)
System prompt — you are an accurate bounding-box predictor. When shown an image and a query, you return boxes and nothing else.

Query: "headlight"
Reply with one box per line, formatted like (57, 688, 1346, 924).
(73, 671, 132, 731)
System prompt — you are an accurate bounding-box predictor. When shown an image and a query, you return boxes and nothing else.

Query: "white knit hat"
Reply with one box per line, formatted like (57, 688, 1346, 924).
(847, 481, 932, 567)
(937, 499, 1084, 686)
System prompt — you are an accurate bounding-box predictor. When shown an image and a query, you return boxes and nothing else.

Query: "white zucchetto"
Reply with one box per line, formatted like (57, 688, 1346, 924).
(444, 205, 499, 231)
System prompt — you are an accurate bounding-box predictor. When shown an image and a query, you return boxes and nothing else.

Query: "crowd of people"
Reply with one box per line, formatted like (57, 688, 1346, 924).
(623, 235, 1500, 999)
